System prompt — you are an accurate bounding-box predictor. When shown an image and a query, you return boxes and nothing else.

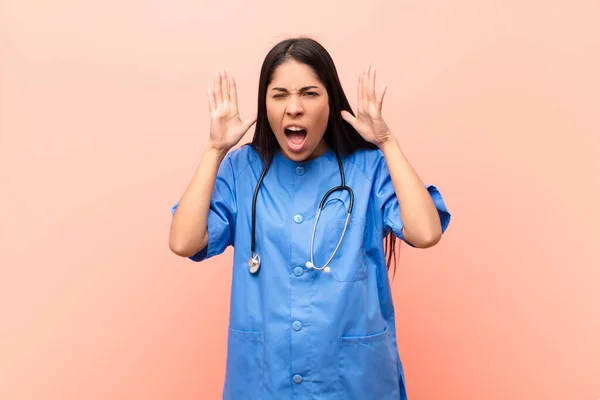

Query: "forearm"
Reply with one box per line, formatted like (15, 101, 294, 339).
(380, 136, 442, 248)
(169, 145, 227, 257)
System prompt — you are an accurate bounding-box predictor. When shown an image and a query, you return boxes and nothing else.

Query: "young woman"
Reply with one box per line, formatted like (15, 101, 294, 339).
(169, 37, 451, 400)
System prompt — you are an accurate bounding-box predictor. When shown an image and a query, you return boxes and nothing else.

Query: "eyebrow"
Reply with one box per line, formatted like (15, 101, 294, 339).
(271, 85, 320, 92)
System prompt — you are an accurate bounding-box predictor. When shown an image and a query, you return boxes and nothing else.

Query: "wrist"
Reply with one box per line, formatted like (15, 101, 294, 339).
(378, 134, 399, 154)
(204, 142, 229, 161)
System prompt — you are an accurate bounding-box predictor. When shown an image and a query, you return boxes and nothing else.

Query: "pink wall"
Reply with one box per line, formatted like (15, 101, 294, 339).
(1, 0, 599, 399)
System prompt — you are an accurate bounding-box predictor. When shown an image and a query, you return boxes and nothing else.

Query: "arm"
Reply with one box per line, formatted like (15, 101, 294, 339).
(169, 70, 256, 258)
(341, 63, 446, 248)
(169, 146, 227, 257)
(379, 137, 442, 248)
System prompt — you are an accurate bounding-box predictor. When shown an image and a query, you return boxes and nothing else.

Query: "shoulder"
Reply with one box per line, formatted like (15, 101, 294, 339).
(344, 148, 387, 182)
(222, 144, 262, 180)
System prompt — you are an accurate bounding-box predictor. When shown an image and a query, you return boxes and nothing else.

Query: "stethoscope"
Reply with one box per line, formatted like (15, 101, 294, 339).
(248, 152, 354, 275)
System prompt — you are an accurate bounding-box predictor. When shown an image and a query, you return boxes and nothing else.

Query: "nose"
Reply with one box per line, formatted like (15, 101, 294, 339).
(285, 95, 304, 117)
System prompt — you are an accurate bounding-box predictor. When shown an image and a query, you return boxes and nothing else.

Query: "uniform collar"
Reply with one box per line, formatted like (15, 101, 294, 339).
(273, 147, 335, 168)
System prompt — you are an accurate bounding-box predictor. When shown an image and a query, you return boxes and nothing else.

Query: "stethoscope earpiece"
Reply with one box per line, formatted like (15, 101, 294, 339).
(305, 261, 332, 273)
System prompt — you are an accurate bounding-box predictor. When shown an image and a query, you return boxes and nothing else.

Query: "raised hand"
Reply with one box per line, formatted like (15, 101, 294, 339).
(341, 64, 392, 147)
(208, 71, 256, 152)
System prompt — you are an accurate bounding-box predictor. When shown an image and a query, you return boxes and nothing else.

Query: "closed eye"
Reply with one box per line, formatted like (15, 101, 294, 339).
(272, 92, 318, 99)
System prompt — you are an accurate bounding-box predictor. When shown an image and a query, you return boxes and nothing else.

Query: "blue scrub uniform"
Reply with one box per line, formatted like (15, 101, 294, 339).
(171, 145, 451, 399)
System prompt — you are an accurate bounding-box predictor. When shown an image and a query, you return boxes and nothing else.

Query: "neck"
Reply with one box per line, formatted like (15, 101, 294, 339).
(304, 139, 328, 161)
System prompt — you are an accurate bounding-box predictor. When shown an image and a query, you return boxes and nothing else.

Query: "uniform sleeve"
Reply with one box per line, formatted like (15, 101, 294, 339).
(170, 154, 237, 262)
(372, 153, 451, 246)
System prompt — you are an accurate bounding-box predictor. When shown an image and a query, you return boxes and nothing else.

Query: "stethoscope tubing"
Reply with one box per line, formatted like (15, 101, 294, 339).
(249, 151, 353, 274)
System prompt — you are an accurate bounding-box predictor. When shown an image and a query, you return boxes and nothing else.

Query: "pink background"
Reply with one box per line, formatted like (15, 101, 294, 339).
(1, 0, 599, 399)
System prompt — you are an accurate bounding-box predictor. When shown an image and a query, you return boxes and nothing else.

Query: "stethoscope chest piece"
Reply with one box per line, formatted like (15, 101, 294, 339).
(248, 253, 261, 274)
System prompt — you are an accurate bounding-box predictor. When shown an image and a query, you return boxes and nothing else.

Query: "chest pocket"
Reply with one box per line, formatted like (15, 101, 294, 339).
(310, 196, 367, 282)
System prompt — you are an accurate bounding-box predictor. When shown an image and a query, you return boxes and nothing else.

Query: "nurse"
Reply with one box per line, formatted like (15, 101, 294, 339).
(169, 37, 451, 399)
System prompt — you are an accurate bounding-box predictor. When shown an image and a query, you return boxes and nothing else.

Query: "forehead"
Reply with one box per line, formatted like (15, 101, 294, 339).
(269, 59, 322, 88)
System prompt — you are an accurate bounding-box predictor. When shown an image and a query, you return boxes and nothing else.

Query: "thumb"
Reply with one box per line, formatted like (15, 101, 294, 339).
(243, 115, 257, 131)
(341, 110, 356, 127)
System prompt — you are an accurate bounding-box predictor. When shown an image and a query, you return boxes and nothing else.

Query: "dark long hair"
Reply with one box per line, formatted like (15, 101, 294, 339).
(250, 37, 399, 274)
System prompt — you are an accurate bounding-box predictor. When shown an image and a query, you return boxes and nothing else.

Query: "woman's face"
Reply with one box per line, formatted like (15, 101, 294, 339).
(266, 59, 330, 161)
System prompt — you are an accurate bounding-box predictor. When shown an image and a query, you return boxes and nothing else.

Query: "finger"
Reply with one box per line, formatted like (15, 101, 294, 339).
(357, 72, 363, 111)
(341, 110, 357, 127)
(362, 67, 369, 105)
(229, 75, 238, 114)
(208, 87, 216, 113)
(367, 66, 376, 104)
(221, 70, 230, 103)
(376, 84, 387, 111)
(214, 72, 223, 104)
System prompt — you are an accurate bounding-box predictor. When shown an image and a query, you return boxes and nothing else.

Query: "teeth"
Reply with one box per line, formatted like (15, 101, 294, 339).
(287, 126, 305, 131)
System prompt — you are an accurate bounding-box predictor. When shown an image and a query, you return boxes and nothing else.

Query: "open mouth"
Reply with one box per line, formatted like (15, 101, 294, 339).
(284, 126, 308, 151)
